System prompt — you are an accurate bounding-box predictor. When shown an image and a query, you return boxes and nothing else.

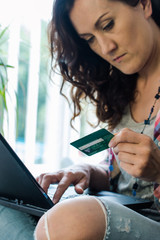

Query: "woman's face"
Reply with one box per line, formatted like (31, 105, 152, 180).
(69, 0, 155, 75)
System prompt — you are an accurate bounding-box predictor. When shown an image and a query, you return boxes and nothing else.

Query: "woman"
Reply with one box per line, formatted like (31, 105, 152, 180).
(34, 0, 160, 239)
(1, 0, 160, 239)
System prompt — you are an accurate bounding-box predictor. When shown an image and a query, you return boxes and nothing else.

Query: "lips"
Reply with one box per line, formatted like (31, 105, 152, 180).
(113, 53, 126, 63)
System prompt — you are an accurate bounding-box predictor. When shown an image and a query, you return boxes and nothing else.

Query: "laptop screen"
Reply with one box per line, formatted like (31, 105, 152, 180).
(0, 134, 53, 210)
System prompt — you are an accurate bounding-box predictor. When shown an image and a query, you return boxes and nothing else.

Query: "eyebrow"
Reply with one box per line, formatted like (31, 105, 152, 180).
(79, 12, 109, 38)
(95, 12, 109, 27)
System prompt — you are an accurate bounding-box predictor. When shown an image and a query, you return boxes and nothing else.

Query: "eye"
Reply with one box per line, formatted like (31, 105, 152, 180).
(102, 19, 114, 31)
(86, 36, 95, 44)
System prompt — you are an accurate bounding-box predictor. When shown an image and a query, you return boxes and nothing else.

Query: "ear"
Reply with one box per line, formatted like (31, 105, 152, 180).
(140, 0, 152, 19)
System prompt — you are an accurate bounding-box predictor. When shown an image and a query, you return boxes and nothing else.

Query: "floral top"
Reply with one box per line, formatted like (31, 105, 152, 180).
(153, 110, 160, 210)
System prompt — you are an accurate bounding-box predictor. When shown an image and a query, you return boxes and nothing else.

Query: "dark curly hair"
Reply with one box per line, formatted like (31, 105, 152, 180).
(48, 0, 160, 130)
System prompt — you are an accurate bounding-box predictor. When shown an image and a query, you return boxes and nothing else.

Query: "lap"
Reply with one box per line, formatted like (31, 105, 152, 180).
(35, 195, 160, 240)
(1, 195, 160, 240)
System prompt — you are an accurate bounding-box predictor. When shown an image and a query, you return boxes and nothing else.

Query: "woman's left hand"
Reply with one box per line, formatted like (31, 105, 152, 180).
(109, 128, 160, 184)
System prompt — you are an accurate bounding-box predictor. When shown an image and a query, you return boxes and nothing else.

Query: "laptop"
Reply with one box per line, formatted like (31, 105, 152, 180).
(0, 133, 153, 218)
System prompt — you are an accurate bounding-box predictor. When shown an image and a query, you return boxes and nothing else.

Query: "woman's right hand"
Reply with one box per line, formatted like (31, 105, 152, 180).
(36, 164, 92, 204)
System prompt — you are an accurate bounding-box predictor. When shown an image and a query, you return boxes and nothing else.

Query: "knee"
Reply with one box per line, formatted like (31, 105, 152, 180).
(34, 214, 48, 240)
(34, 196, 107, 240)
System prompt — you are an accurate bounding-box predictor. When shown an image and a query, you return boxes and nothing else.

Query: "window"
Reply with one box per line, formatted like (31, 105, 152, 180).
(0, 0, 105, 177)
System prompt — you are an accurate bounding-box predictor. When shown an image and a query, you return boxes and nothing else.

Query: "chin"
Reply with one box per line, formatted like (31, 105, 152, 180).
(121, 70, 137, 75)
(117, 59, 148, 75)
(117, 65, 140, 75)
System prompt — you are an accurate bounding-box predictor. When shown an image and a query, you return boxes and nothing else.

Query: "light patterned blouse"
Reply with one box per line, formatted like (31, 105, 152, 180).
(105, 106, 160, 211)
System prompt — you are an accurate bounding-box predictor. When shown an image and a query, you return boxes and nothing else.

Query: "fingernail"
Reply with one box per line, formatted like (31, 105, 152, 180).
(109, 140, 113, 148)
(53, 198, 57, 204)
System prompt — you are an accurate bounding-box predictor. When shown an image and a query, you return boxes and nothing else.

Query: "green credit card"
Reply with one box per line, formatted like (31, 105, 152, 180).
(70, 129, 114, 156)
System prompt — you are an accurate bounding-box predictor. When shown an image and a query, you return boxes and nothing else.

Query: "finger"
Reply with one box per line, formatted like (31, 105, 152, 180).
(53, 175, 73, 204)
(118, 151, 137, 165)
(120, 161, 135, 176)
(36, 173, 45, 184)
(109, 128, 142, 148)
(120, 159, 145, 178)
(113, 142, 139, 155)
(41, 174, 59, 193)
(118, 151, 145, 177)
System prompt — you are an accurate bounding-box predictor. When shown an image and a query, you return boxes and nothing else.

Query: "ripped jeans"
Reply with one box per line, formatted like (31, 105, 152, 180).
(0, 205, 37, 240)
(98, 197, 160, 239)
(0, 197, 160, 240)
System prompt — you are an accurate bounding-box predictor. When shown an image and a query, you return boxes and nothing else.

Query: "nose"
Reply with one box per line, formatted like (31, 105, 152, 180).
(97, 34, 117, 56)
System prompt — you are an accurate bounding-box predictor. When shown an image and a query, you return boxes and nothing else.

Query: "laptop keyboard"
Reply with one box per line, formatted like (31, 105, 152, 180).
(47, 184, 86, 201)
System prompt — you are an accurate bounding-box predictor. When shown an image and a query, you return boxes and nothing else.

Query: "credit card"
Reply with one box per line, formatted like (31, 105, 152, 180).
(70, 129, 114, 156)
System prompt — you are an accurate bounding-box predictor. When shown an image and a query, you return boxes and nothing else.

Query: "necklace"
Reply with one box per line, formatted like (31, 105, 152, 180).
(132, 86, 160, 196)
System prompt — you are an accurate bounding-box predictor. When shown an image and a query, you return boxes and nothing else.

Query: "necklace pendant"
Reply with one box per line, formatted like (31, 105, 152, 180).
(133, 182, 138, 189)
(132, 182, 138, 197)
(155, 93, 160, 99)
(109, 164, 114, 172)
(132, 189, 137, 197)
(144, 119, 150, 125)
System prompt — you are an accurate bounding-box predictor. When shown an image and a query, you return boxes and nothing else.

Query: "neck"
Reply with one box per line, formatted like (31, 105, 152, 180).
(138, 20, 160, 82)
